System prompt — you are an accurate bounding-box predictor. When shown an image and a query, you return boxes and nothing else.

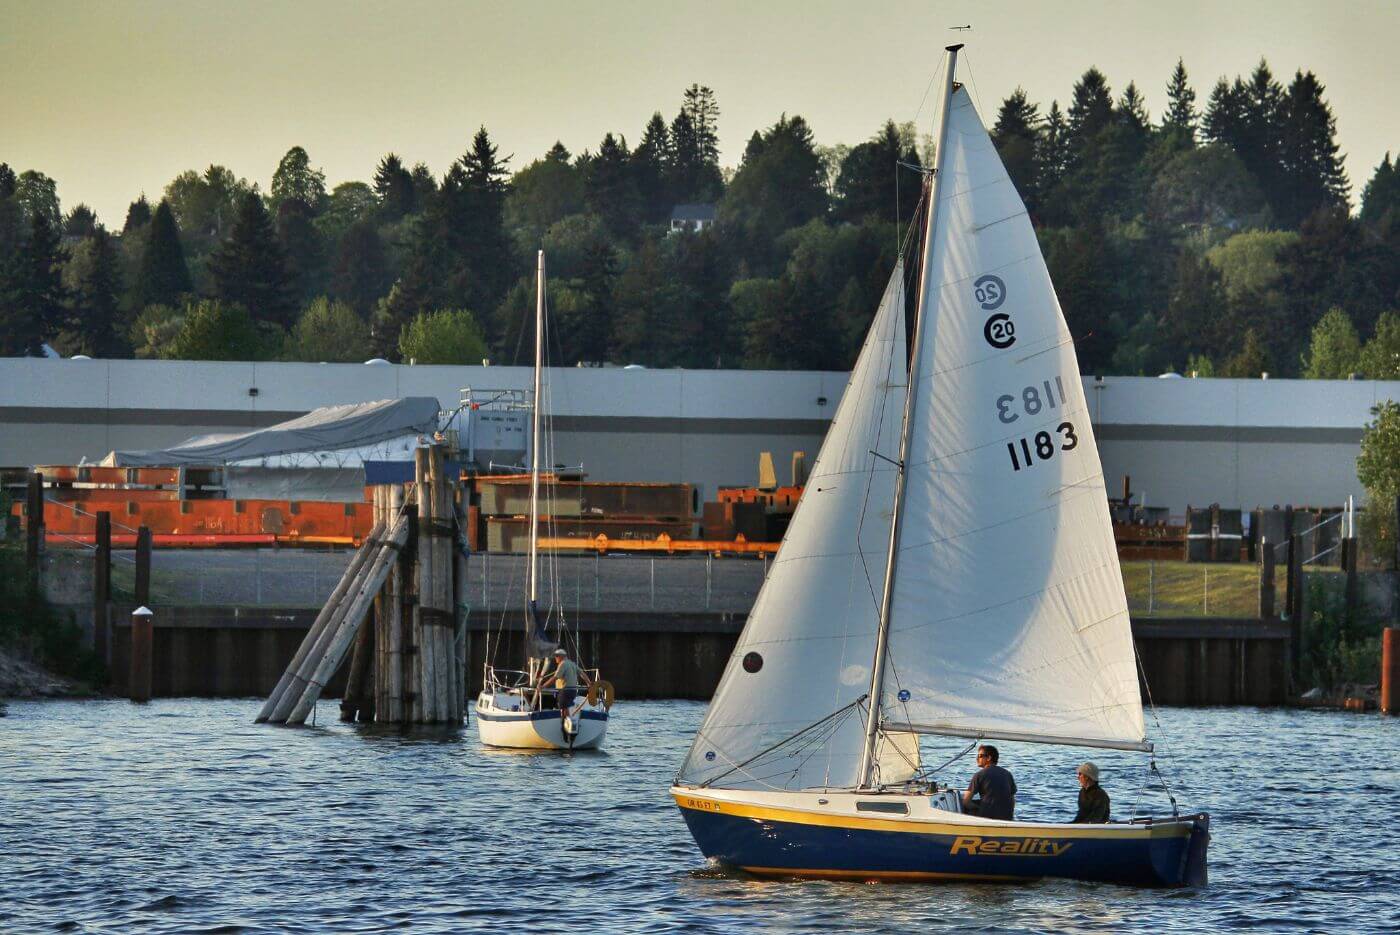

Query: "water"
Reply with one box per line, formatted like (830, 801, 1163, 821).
(2, 700, 1396, 933)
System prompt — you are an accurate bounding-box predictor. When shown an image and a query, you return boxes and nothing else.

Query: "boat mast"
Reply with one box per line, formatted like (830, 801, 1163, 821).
(527, 250, 544, 617)
(856, 44, 962, 790)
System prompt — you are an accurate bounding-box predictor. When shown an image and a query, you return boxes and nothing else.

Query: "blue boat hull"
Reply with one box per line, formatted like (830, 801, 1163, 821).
(675, 794, 1208, 887)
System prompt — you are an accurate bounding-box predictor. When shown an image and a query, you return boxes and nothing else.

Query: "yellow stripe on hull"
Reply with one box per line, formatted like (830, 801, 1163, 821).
(672, 791, 1190, 842)
(740, 866, 1025, 883)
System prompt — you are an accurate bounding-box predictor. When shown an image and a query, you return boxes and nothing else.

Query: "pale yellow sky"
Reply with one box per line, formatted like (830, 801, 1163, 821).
(3, 0, 1397, 226)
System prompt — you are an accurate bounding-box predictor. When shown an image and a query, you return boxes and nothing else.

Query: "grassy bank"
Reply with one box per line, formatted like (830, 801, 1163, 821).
(0, 544, 103, 690)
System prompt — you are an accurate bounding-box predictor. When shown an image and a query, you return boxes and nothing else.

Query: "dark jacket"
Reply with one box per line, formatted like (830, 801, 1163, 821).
(1073, 782, 1110, 823)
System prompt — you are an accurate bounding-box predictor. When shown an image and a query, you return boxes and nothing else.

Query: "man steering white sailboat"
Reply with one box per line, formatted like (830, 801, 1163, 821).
(474, 251, 614, 751)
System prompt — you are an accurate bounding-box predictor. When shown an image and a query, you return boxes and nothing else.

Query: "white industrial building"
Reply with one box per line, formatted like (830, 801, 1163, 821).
(1, 357, 1395, 513)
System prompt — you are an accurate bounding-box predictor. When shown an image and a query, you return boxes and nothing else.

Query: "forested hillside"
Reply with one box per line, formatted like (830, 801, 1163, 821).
(3, 63, 1398, 376)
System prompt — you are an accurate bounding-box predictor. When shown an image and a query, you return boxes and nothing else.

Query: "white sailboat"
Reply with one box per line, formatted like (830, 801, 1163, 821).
(671, 46, 1209, 886)
(475, 251, 612, 750)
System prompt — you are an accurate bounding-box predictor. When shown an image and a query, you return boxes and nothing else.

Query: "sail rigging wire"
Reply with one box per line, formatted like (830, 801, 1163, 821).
(1134, 640, 1187, 814)
(691, 696, 868, 789)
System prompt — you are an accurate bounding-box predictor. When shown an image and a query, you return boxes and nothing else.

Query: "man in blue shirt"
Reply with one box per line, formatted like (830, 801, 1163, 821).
(963, 745, 1017, 820)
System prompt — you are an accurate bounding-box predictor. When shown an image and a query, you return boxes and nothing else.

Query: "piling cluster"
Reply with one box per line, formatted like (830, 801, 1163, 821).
(256, 445, 467, 726)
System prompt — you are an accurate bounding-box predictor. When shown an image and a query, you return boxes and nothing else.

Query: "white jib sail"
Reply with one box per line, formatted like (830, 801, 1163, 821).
(883, 87, 1146, 750)
(678, 265, 908, 790)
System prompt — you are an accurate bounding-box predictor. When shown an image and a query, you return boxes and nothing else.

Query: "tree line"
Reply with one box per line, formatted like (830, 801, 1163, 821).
(2, 66, 1398, 377)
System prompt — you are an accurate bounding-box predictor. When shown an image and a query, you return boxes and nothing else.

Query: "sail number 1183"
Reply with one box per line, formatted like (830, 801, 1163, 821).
(1007, 422, 1078, 471)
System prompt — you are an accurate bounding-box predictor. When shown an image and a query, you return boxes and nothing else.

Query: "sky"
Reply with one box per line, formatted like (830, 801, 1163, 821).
(3, 0, 1398, 227)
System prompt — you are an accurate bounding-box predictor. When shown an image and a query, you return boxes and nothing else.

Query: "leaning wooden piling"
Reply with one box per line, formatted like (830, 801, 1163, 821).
(284, 514, 409, 725)
(453, 495, 470, 722)
(256, 516, 386, 723)
(340, 603, 375, 722)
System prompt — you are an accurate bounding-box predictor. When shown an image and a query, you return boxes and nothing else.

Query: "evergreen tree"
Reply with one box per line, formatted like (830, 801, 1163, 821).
(1279, 206, 1393, 338)
(409, 162, 438, 205)
(669, 86, 724, 203)
(504, 144, 584, 245)
(1065, 68, 1115, 169)
(1361, 154, 1400, 224)
(0, 211, 65, 355)
(209, 193, 297, 327)
(632, 113, 672, 221)
(133, 200, 192, 309)
(14, 211, 67, 346)
(1301, 307, 1362, 378)
(64, 204, 99, 240)
(329, 219, 389, 316)
(1036, 102, 1069, 214)
(1202, 77, 1245, 150)
(0, 164, 21, 279)
(373, 153, 416, 220)
(584, 132, 641, 239)
(457, 126, 514, 315)
(60, 227, 125, 357)
(1162, 58, 1198, 140)
(1276, 70, 1349, 228)
(573, 237, 619, 362)
(719, 114, 829, 275)
(991, 91, 1041, 213)
(269, 146, 327, 215)
(122, 195, 152, 234)
(684, 84, 721, 167)
(835, 120, 924, 225)
(1221, 327, 1271, 377)
(275, 198, 326, 304)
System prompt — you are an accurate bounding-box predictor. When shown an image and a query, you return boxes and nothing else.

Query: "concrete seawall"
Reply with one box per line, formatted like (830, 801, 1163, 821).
(104, 605, 1291, 706)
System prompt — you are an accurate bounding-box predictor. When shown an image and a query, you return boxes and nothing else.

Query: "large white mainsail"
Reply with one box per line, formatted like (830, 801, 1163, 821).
(677, 266, 908, 790)
(879, 86, 1145, 751)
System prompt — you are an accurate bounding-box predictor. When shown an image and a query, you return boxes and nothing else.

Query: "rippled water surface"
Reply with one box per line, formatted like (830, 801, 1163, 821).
(2, 700, 1397, 933)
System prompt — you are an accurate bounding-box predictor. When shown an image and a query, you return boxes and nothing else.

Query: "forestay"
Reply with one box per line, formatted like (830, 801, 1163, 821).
(882, 87, 1146, 751)
(677, 266, 908, 790)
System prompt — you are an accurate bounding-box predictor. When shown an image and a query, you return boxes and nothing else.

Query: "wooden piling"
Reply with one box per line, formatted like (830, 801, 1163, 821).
(432, 446, 454, 722)
(1286, 532, 1302, 684)
(387, 485, 407, 724)
(129, 607, 154, 702)
(25, 471, 43, 569)
(340, 606, 376, 722)
(94, 511, 111, 667)
(371, 488, 389, 720)
(134, 526, 152, 607)
(284, 515, 409, 724)
(454, 494, 470, 722)
(1259, 537, 1275, 619)
(1383, 628, 1399, 715)
(258, 516, 386, 722)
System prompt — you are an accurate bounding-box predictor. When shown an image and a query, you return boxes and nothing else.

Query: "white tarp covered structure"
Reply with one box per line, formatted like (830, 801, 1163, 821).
(102, 397, 442, 468)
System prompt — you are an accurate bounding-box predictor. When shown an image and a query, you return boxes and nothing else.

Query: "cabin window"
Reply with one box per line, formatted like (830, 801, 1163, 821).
(856, 801, 909, 815)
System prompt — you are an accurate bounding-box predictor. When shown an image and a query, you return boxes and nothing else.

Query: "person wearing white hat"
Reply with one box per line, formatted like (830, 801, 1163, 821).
(536, 646, 593, 735)
(1073, 761, 1111, 824)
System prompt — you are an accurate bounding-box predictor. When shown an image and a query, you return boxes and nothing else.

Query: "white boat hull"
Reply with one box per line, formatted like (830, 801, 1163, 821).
(474, 692, 608, 750)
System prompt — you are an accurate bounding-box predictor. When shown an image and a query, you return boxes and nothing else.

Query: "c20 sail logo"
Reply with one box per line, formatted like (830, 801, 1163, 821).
(974, 274, 1006, 311)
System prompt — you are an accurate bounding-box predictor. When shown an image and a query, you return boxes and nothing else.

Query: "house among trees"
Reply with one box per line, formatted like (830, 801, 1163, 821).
(668, 203, 716, 234)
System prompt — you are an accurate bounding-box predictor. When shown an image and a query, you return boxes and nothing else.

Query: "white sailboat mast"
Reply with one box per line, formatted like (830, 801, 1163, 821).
(528, 250, 544, 609)
(857, 43, 962, 789)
